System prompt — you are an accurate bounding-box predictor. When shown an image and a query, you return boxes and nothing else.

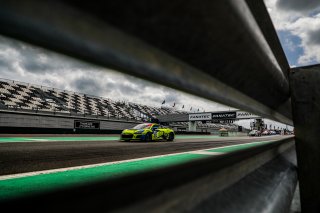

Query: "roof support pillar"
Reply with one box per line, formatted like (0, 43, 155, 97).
(188, 121, 196, 132)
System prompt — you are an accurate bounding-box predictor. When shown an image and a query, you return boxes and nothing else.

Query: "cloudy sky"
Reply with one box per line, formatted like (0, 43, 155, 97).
(0, 0, 319, 129)
(265, 0, 320, 66)
(0, 35, 229, 113)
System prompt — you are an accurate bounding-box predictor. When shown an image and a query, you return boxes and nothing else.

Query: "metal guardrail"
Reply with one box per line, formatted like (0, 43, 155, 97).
(0, 0, 302, 212)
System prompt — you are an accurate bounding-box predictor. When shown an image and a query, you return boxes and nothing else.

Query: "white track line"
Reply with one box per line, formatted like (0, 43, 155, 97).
(191, 151, 224, 155)
(0, 139, 276, 181)
(24, 139, 49, 141)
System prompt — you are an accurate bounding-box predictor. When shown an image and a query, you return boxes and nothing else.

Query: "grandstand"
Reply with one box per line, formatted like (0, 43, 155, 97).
(0, 78, 238, 131)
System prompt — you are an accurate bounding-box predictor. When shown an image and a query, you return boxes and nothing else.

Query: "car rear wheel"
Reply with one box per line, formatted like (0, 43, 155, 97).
(145, 133, 152, 142)
(167, 132, 174, 141)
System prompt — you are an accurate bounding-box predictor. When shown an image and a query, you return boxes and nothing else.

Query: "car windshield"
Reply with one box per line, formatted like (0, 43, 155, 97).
(132, 123, 152, 130)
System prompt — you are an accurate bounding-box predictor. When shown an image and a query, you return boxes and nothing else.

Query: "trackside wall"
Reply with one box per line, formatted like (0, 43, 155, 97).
(0, 111, 140, 134)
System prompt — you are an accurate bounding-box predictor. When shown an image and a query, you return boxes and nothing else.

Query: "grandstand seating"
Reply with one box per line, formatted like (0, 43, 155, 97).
(0, 79, 238, 130)
(0, 79, 184, 119)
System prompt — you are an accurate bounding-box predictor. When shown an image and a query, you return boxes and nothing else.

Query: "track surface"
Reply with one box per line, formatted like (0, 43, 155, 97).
(0, 135, 290, 175)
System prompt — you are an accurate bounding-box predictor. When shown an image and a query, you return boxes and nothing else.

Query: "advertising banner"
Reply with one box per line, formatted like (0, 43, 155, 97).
(74, 120, 100, 129)
(212, 111, 237, 119)
(236, 111, 260, 119)
(189, 113, 212, 121)
(188, 111, 260, 121)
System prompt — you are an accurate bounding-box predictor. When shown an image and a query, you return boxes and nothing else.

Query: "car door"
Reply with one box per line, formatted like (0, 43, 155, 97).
(151, 125, 162, 139)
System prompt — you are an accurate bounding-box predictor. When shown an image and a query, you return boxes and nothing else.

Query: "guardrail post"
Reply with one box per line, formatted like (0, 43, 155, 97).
(290, 64, 320, 212)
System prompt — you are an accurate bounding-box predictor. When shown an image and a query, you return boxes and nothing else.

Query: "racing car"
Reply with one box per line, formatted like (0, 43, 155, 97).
(120, 123, 175, 142)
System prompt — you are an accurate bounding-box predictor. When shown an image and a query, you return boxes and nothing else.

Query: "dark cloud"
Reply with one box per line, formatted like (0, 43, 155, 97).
(20, 51, 95, 74)
(70, 75, 146, 99)
(121, 75, 149, 90)
(22, 60, 56, 73)
(140, 95, 164, 104)
(0, 40, 19, 72)
(101, 80, 142, 96)
(0, 35, 25, 51)
(307, 29, 320, 45)
(276, 0, 320, 13)
(43, 79, 54, 86)
(103, 81, 116, 90)
(117, 83, 140, 95)
(163, 93, 181, 104)
(0, 59, 11, 69)
(0, 35, 95, 75)
(72, 77, 104, 96)
(0, 59, 16, 76)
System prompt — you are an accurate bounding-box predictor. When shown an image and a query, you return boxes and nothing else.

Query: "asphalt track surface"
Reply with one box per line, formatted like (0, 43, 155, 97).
(0, 134, 290, 176)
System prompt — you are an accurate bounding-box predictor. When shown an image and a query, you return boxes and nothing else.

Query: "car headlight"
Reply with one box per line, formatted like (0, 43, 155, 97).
(135, 129, 144, 134)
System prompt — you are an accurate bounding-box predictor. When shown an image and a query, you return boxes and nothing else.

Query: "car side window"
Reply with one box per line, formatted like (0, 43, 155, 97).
(152, 126, 159, 131)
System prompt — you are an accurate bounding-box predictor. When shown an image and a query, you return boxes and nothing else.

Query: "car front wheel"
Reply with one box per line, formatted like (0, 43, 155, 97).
(167, 132, 174, 141)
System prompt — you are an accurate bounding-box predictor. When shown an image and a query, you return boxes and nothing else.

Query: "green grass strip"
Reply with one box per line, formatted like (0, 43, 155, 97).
(207, 141, 274, 153)
(0, 136, 120, 143)
(0, 153, 207, 201)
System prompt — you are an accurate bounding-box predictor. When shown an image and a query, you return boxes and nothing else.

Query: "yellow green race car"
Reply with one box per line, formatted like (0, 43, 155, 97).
(120, 123, 175, 142)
